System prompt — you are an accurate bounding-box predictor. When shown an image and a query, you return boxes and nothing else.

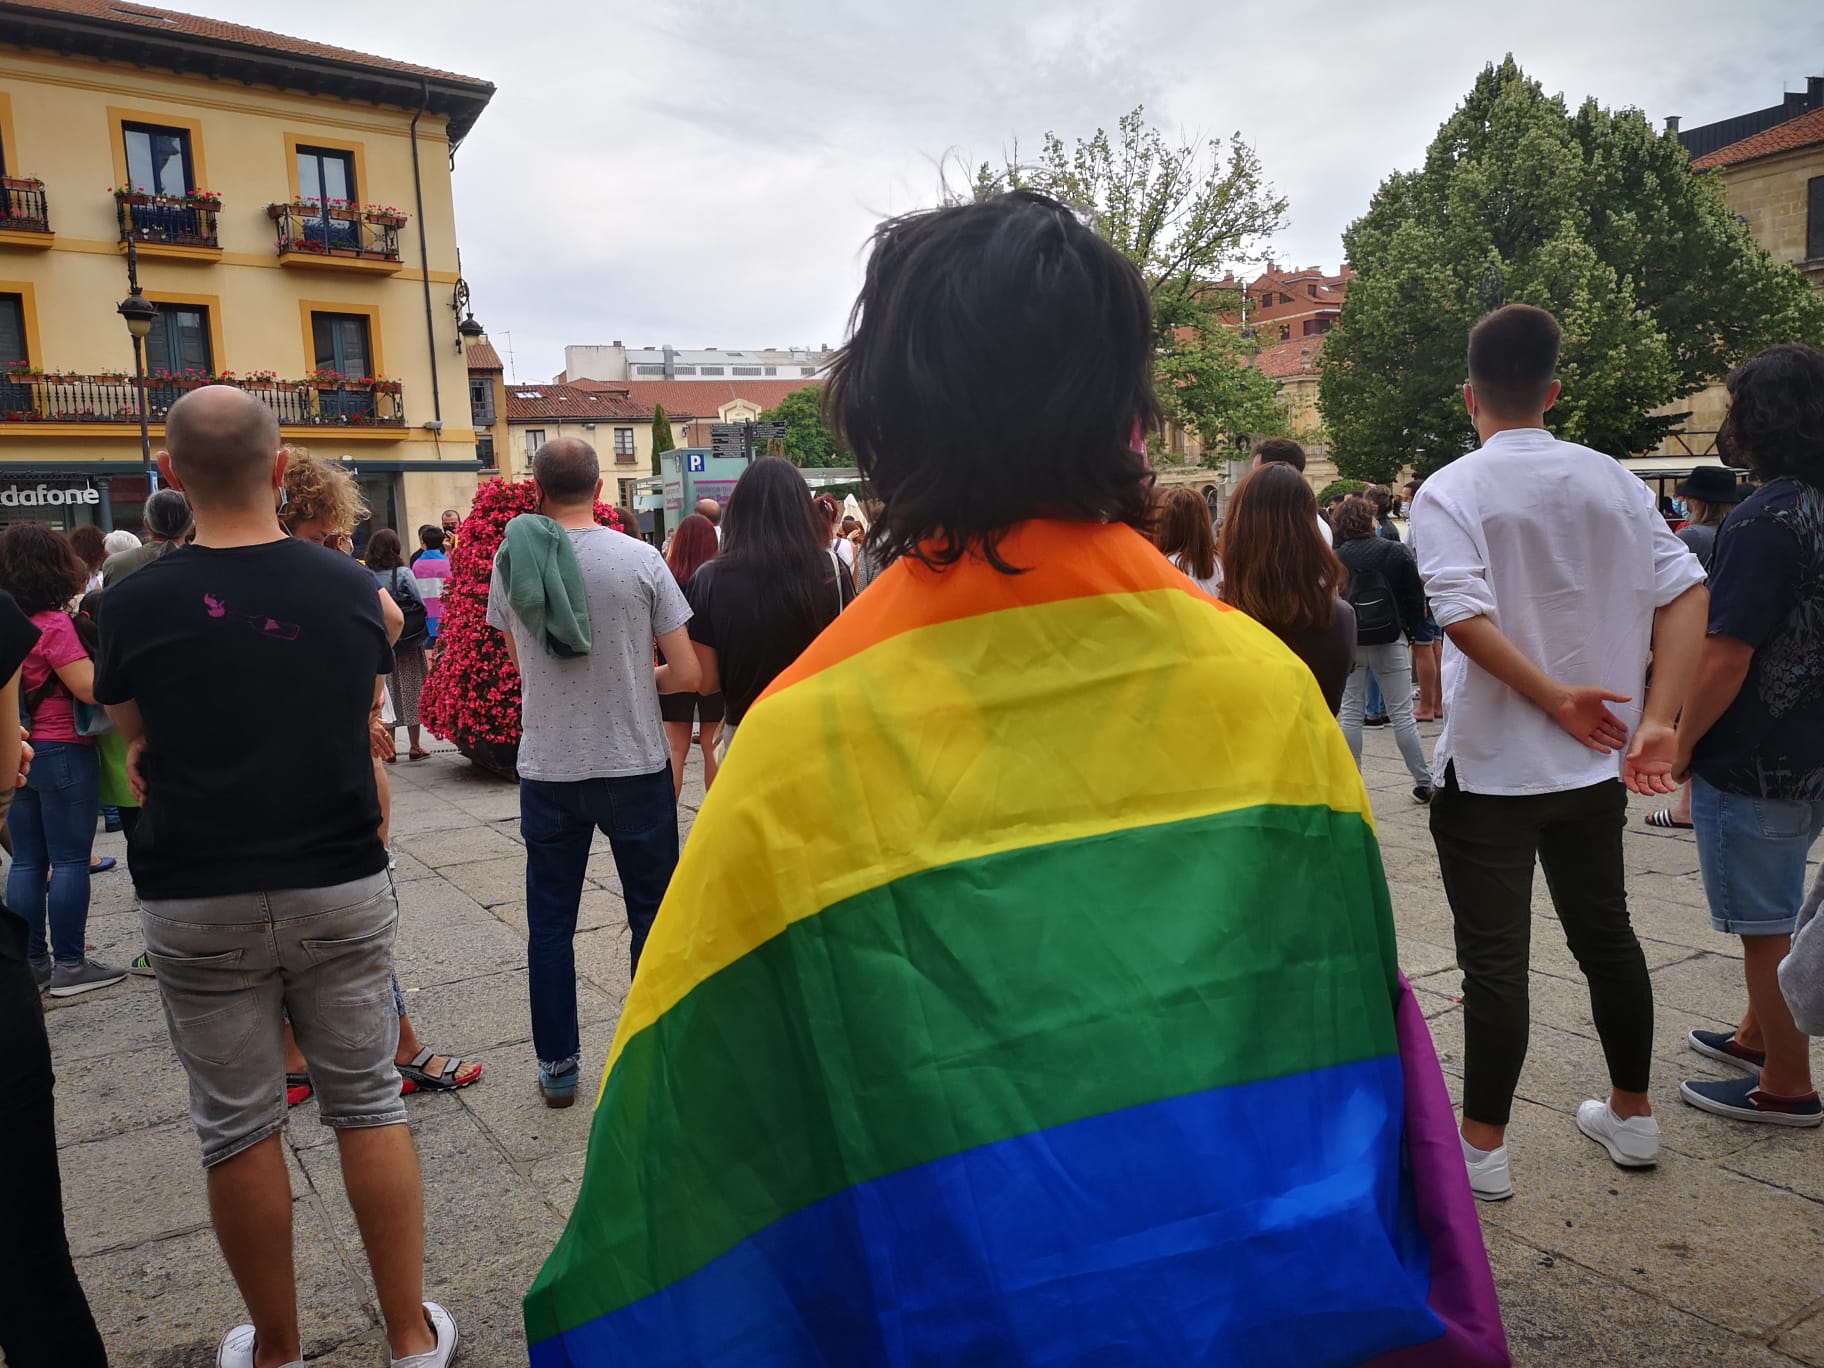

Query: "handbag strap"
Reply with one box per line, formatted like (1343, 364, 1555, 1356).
(827, 548, 843, 616)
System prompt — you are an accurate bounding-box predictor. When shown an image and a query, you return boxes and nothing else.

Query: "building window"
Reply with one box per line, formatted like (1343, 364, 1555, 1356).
(635, 364, 665, 375)
(469, 376, 495, 425)
(123, 123, 193, 195)
(699, 365, 725, 376)
(296, 146, 355, 207)
(764, 366, 776, 376)
(477, 434, 496, 470)
(312, 312, 373, 378)
(146, 304, 212, 375)
(672, 366, 697, 375)
(1810, 176, 1824, 262)
(525, 428, 545, 456)
(1278, 324, 1290, 341)
(732, 365, 761, 376)
(0, 294, 26, 368)
(800, 366, 816, 375)
(613, 427, 636, 458)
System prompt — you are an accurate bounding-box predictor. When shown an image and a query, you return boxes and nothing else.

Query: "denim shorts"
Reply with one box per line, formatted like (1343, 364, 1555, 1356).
(1691, 774, 1824, 937)
(1410, 611, 1442, 647)
(140, 870, 406, 1168)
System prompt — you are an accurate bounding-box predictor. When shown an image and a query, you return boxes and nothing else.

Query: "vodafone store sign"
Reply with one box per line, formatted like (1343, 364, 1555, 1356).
(0, 484, 101, 507)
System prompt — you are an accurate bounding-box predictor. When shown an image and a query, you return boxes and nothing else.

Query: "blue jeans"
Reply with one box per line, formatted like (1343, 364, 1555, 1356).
(1692, 774, 1824, 936)
(1365, 670, 1385, 718)
(521, 765, 678, 1073)
(5, 741, 99, 967)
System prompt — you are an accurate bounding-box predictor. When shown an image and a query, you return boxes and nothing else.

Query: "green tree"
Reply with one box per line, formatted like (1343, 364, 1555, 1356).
(966, 106, 1289, 451)
(1321, 58, 1824, 481)
(761, 386, 845, 468)
(650, 403, 673, 476)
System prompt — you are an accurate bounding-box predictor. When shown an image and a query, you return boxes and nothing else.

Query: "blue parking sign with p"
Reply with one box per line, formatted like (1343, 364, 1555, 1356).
(687, 452, 706, 473)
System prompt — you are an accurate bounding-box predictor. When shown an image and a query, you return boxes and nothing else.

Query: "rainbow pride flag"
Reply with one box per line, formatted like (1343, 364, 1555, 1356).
(525, 520, 1507, 1367)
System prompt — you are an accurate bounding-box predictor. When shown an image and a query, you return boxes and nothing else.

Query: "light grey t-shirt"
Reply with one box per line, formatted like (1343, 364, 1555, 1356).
(486, 526, 691, 782)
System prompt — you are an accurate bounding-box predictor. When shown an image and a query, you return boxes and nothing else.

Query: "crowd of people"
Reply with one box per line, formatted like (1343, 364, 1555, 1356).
(3, 189, 1824, 1367)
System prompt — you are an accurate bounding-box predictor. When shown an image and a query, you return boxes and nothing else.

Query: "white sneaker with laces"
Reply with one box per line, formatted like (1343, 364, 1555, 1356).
(391, 1301, 459, 1368)
(215, 1325, 303, 1368)
(1576, 1098, 1659, 1168)
(1460, 1134, 1513, 1201)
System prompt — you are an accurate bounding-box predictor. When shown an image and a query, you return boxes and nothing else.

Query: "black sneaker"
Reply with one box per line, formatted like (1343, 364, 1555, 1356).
(1412, 785, 1434, 805)
(1364, 715, 1390, 728)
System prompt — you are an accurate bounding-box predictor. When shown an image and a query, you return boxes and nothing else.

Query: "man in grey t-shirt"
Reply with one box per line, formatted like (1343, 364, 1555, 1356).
(486, 438, 700, 1106)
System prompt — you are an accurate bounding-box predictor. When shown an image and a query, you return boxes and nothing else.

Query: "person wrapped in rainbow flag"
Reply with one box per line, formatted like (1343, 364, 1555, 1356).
(525, 191, 1509, 1367)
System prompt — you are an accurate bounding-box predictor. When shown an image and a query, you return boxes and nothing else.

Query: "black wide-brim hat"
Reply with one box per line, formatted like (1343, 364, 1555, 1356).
(1676, 465, 1747, 503)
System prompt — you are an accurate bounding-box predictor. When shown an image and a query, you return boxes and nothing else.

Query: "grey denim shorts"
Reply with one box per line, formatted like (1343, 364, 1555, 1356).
(140, 869, 407, 1169)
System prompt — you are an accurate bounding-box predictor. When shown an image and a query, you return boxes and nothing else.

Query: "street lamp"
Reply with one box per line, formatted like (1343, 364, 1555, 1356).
(116, 238, 159, 488)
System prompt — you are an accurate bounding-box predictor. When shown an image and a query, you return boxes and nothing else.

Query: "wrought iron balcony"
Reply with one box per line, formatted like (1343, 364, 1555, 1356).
(269, 203, 405, 265)
(0, 372, 404, 429)
(115, 190, 220, 249)
(0, 177, 50, 236)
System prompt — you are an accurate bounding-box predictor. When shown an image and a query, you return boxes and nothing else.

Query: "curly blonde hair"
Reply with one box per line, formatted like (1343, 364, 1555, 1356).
(281, 453, 368, 537)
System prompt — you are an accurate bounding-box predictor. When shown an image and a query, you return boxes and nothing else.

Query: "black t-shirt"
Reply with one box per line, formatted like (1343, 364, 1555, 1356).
(94, 539, 395, 899)
(1693, 478, 1824, 799)
(686, 554, 854, 724)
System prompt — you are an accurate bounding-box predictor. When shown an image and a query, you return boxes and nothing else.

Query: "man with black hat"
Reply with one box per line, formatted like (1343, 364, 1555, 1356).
(1673, 464, 1748, 572)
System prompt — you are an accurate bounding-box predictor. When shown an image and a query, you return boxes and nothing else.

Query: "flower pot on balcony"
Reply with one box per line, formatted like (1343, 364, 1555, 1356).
(265, 202, 292, 221)
(2, 177, 43, 192)
(364, 212, 407, 228)
(187, 197, 222, 211)
(330, 247, 358, 257)
(326, 205, 360, 222)
(114, 192, 152, 207)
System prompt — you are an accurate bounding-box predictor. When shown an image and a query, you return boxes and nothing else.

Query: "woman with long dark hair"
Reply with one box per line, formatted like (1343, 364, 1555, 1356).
(366, 529, 431, 762)
(68, 525, 108, 596)
(0, 525, 119, 996)
(660, 513, 725, 793)
(528, 191, 1502, 1366)
(686, 457, 853, 750)
(1154, 485, 1220, 594)
(1218, 463, 1356, 712)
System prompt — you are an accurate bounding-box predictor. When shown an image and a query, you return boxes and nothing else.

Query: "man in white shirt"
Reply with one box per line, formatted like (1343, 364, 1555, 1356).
(1411, 305, 1707, 1202)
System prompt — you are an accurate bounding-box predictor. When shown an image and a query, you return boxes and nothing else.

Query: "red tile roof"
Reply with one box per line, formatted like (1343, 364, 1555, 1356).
(1250, 336, 1325, 379)
(504, 384, 648, 422)
(568, 377, 821, 419)
(463, 340, 502, 372)
(1691, 106, 1824, 171)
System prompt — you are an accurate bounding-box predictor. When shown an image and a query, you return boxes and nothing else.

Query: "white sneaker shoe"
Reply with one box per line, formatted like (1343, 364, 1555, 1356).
(215, 1325, 303, 1368)
(1576, 1099, 1660, 1168)
(1461, 1133, 1513, 1201)
(391, 1301, 458, 1368)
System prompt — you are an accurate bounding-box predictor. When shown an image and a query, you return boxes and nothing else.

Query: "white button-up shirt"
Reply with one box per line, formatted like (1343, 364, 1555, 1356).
(1411, 428, 1705, 796)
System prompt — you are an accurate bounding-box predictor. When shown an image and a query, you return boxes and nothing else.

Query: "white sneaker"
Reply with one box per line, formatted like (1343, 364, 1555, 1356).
(391, 1301, 458, 1368)
(1461, 1134, 1513, 1201)
(1576, 1099, 1660, 1168)
(215, 1325, 303, 1368)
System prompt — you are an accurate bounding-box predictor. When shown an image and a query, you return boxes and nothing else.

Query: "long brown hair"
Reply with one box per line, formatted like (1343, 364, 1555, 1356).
(665, 512, 719, 589)
(1218, 464, 1346, 637)
(1153, 486, 1217, 581)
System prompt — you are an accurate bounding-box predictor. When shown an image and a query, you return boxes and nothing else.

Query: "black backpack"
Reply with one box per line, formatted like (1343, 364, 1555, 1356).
(385, 568, 429, 645)
(1345, 556, 1402, 646)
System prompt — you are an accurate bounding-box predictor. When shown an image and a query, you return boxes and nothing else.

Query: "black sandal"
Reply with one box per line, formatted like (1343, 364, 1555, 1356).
(1644, 810, 1694, 830)
(397, 1047, 481, 1092)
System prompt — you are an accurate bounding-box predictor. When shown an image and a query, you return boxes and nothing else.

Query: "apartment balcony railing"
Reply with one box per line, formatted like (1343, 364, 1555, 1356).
(0, 177, 51, 235)
(114, 190, 221, 249)
(0, 372, 405, 428)
(269, 203, 405, 266)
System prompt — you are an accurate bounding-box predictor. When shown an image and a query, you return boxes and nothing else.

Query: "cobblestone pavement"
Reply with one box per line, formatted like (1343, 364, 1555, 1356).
(36, 723, 1824, 1366)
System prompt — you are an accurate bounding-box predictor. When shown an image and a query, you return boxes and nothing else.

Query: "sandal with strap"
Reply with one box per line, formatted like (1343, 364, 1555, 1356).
(397, 1047, 482, 1093)
(286, 1072, 313, 1108)
(1644, 810, 1694, 830)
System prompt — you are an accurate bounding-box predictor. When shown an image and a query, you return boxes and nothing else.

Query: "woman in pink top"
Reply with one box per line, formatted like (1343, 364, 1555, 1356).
(0, 525, 121, 997)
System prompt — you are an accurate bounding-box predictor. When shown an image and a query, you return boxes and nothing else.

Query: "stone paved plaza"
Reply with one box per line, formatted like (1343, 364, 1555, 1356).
(35, 723, 1824, 1366)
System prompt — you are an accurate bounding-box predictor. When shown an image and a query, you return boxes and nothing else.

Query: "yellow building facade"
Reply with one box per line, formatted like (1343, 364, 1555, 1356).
(0, 2, 493, 537)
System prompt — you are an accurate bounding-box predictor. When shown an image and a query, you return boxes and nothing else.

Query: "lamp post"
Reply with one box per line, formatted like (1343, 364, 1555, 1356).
(116, 238, 159, 492)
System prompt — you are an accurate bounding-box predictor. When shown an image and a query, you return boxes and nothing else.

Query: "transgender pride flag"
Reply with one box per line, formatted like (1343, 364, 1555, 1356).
(525, 520, 1508, 1367)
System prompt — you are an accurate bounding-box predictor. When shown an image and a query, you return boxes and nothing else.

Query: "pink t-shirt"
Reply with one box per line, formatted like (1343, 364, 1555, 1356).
(23, 610, 92, 745)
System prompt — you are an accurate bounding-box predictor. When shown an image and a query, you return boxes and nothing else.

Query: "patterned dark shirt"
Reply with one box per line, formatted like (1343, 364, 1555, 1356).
(1693, 478, 1824, 799)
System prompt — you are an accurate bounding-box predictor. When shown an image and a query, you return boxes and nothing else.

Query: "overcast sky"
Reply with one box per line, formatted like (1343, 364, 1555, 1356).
(199, 0, 1823, 380)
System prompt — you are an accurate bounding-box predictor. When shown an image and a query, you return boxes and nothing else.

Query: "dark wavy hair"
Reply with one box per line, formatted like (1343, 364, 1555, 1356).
(0, 523, 89, 616)
(68, 523, 108, 574)
(722, 456, 835, 629)
(364, 528, 405, 571)
(1332, 497, 1377, 542)
(1219, 464, 1347, 639)
(1721, 344, 1824, 487)
(825, 190, 1161, 573)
